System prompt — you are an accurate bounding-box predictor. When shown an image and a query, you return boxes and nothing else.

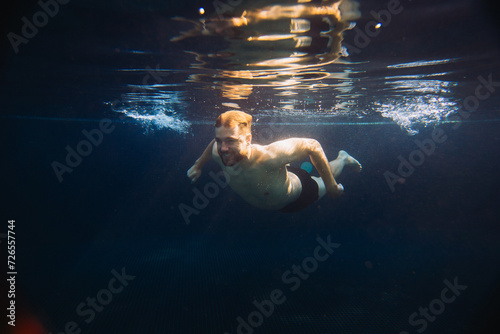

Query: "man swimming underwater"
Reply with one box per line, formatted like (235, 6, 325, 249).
(187, 110, 361, 212)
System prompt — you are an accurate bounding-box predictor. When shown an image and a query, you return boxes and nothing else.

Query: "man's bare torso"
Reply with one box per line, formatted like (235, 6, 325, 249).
(212, 143, 302, 210)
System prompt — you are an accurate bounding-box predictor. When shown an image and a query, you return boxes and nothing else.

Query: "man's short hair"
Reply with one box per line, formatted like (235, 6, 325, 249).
(215, 110, 252, 134)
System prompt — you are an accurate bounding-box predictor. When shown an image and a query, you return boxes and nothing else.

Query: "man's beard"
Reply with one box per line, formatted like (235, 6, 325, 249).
(220, 150, 243, 166)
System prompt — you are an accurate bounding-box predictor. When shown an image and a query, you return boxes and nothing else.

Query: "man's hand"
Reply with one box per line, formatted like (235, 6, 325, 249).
(327, 183, 344, 199)
(187, 164, 202, 183)
(187, 139, 215, 183)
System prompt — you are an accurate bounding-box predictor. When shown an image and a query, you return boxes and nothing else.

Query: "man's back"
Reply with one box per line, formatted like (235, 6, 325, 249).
(212, 143, 302, 210)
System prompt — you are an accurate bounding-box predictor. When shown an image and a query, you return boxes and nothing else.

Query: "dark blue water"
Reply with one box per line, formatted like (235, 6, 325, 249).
(2, 1, 500, 334)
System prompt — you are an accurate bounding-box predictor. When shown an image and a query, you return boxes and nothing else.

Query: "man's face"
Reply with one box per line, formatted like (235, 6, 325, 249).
(215, 126, 250, 166)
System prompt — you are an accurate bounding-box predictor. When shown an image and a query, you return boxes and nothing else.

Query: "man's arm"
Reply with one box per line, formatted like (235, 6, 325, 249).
(187, 139, 215, 183)
(263, 138, 342, 198)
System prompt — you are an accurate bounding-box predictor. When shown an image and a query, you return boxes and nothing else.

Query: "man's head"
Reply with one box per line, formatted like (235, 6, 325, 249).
(215, 110, 253, 166)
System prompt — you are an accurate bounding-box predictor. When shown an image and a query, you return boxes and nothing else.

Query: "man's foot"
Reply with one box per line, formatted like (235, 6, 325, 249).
(337, 150, 362, 172)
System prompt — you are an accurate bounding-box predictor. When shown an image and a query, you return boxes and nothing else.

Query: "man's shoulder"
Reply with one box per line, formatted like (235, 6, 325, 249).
(249, 143, 280, 168)
(211, 143, 223, 164)
(249, 144, 270, 159)
(250, 139, 295, 157)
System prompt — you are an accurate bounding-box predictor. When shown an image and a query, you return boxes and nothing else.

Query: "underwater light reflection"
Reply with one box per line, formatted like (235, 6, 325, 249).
(172, 0, 361, 100)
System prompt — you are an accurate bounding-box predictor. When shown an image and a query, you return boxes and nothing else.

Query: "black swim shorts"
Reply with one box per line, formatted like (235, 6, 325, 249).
(279, 166, 319, 213)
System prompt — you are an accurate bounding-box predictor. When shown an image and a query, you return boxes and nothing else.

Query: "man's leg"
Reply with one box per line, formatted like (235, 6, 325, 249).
(312, 150, 362, 199)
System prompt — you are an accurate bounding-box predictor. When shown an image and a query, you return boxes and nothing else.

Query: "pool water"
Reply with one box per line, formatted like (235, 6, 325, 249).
(1, 0, 500, 333)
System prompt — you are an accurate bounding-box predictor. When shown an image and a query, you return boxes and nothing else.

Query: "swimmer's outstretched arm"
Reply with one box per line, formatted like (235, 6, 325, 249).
(264, 138, 343, 198)
(187, 139, 215, 183)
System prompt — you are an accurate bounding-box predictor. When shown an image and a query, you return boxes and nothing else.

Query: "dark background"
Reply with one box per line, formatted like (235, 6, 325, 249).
(1, 1, 500, 333)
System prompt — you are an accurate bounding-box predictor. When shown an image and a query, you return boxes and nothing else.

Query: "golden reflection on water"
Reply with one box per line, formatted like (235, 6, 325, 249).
(172, 0, 360, 101)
